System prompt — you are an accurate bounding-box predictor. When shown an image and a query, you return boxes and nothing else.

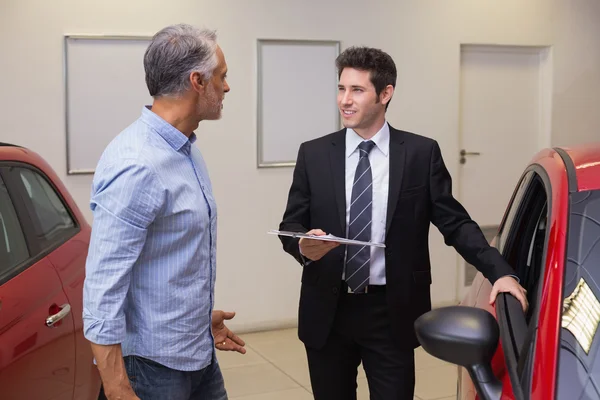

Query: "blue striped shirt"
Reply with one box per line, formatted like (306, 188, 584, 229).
(83, 106, 217, 371)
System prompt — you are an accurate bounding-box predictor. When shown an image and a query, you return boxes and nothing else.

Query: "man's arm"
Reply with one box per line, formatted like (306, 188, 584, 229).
(279, 144, 311, 263)
(83, 161, 164, 399)
(428, 141, 512, 281)
(278, 144, 338, 263)
(91, 344, 138, 400)
(427, 141, 528, 309)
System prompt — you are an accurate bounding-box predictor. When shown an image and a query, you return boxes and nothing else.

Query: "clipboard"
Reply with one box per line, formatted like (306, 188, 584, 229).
(268, 230, 386, 248)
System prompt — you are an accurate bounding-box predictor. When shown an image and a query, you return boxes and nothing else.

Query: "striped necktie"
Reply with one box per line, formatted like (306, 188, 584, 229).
(345, 140, 376, 293)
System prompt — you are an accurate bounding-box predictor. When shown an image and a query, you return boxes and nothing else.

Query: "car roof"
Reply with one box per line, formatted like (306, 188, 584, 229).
(557, 143, 600, 192)
(0, 142, 41, 166)
(0, 142, 89, 225)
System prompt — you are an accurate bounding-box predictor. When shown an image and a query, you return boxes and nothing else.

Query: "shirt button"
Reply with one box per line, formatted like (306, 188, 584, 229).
(332, 287, 339, 295)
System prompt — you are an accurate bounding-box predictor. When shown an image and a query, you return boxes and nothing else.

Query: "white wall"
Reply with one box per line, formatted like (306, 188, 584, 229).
(1, 0, 600, 332)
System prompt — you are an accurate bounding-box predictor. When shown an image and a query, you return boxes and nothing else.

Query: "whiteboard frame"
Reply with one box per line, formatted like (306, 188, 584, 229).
(256, 39, 341, 168)
(63, 34, 152, 175)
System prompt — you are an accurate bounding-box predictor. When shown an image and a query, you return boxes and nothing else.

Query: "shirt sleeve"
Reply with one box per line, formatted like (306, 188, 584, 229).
(82, 160, 165, 345)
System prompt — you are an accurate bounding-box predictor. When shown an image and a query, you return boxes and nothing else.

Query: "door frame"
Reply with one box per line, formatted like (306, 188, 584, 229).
(455, 43, 554, 299)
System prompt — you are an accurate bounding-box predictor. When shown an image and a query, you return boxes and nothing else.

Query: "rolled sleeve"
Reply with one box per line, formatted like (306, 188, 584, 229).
(83, 160, 164, 345)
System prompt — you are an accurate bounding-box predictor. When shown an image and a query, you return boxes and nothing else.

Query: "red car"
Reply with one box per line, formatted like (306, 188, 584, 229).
(415, 143, 600, 400)
(0, 143, 102, 399)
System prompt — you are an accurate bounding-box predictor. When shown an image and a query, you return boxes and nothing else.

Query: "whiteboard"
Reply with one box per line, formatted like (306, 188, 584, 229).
(64, 35, 153, 174)
(257, 39, 341, 168)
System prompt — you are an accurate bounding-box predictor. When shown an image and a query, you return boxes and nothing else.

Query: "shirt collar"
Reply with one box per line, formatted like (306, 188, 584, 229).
(345, 121, 390, 158)
(141, 106, 195, 151)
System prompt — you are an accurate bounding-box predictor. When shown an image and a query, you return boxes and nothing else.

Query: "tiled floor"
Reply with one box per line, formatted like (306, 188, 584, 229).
(218, 328, 457, 400)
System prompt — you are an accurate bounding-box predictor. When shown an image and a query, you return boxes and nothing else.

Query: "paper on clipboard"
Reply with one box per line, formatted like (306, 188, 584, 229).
(268, 230, 386, 248)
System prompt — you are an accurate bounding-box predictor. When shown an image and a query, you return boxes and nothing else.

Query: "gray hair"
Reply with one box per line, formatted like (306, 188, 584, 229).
(144, 24, 218, 98)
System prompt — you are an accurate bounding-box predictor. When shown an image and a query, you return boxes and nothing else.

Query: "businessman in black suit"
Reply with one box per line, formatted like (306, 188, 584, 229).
(278, 47, 528, 400)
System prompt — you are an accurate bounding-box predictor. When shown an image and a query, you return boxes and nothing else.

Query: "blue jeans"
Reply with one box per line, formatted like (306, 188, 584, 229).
(124, 355, 227, 400)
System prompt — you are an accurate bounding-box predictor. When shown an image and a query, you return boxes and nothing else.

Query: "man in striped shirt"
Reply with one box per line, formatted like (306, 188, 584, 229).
(83, 24, 244, 400)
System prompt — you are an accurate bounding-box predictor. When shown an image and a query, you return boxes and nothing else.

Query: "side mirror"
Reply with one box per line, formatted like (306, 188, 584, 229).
(414, 306, 502, 400)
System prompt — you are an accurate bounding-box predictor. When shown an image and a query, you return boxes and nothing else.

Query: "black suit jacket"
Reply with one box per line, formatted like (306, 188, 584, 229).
(279, 126, 514, 350)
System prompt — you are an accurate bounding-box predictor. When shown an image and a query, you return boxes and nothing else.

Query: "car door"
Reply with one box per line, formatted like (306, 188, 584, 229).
(0, 165, 76, 400)
(477, 168, 552, 400)
(458, 170, 536, 400)
(13, 165, 100, 399)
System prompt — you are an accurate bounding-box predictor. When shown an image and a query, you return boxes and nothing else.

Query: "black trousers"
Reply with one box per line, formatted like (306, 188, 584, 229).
(305, 286, 415, 400)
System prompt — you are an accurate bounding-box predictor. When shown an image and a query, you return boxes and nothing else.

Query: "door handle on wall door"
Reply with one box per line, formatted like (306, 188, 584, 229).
(46, 304, 71, 328)
(460, 149, 481, 164)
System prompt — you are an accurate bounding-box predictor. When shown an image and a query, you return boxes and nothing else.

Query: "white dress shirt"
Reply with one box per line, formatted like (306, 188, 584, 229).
(344, 122, 390, 285)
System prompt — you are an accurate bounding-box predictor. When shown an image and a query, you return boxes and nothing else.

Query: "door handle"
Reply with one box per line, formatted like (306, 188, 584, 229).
(46, 304, 71, 328)
(460, 149, 481, 164)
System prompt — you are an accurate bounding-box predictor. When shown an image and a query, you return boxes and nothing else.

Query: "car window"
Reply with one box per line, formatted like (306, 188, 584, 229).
(0, 174, 29, 278)
(501, 174, 548, 320)
(17, 168, 76, 245)
(556, 189, 600, 400)
(496, 172, 534, 254)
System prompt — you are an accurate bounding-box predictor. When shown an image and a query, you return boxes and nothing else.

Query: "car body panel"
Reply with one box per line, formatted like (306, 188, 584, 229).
(0, 257, 76, 400)
(0, 143, 100, 399)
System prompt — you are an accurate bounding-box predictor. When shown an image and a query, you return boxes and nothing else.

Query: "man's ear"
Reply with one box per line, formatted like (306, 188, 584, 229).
(381, 84, 394, 106)
(190, 71, 206, 93)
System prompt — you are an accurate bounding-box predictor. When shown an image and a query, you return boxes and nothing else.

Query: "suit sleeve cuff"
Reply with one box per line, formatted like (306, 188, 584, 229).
(500, 274, 521, 284)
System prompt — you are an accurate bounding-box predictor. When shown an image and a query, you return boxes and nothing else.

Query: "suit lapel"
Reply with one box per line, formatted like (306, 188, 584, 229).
(386, 128, 406, 236)
(329, 129, 347, 234)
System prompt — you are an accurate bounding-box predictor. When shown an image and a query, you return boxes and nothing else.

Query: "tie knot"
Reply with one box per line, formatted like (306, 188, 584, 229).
(358, 141, 375, 158)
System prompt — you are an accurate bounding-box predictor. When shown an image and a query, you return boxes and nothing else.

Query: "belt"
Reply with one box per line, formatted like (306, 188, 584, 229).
(342, 281, 386, 294)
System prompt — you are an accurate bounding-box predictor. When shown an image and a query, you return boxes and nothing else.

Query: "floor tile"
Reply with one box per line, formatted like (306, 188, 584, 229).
(414, 364, 458, 400)
(356, 377, 423, 400)
(217, 346, 268, 370)
(271, 355, 312, 387)
(357, 377, 369, 399)
(415, 347, 451, 370)
(230, 387, 313, 400)
(222, 363, 300, 398)
(242, 328, 299, 346)
(229, 328, 459, 400)
(245, 330, 307, 364)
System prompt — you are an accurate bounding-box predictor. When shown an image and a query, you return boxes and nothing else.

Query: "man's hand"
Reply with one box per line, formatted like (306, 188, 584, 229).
(212, 310, 246, 354)
(489, 276, 529, 312)
(299, 229, 340, 261)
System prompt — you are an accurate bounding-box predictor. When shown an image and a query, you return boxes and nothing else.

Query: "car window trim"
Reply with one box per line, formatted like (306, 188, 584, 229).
(497, 293, 527, 400)
(553, 148, 578, 193)
(496, 164, 553, 399)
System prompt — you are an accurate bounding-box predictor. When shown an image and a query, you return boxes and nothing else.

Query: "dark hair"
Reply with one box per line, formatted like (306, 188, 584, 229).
(335, 46, 397, 109)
